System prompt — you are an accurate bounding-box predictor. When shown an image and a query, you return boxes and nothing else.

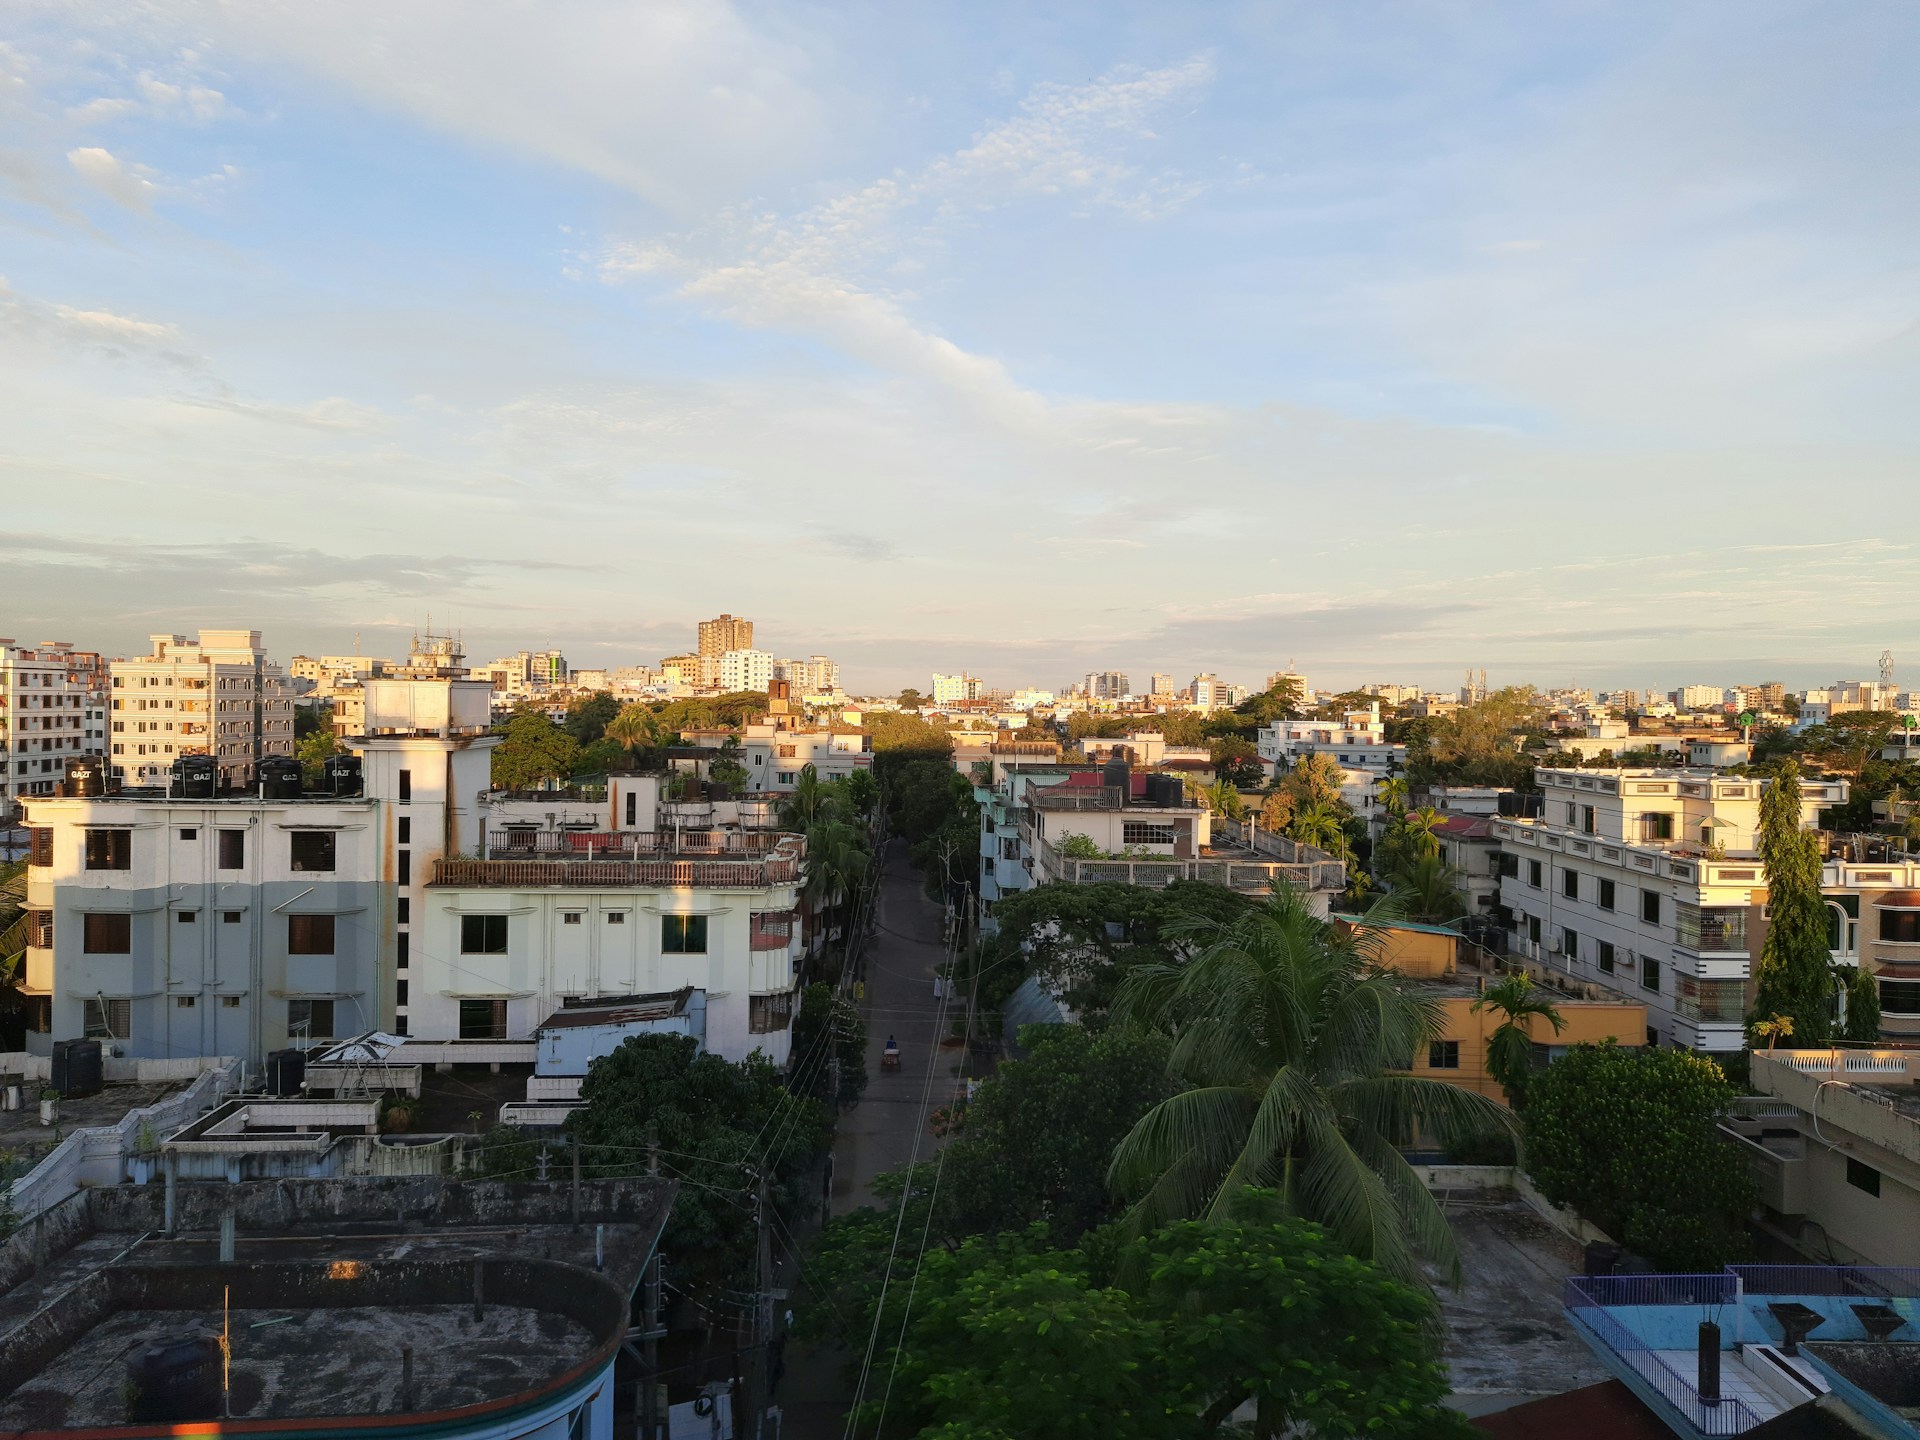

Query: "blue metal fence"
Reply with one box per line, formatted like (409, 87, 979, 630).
(1726, 1264, 1920, 1297)
(1564, 1277, 1762, 1437)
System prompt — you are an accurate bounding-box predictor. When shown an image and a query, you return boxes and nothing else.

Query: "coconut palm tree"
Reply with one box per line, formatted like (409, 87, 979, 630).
(1286, 800, 1348, 855)
(604, 703, 667, 767)
(1389, 852, 1467, 925)
(1108, 883, 1514, 1285)
(803, 819, 871, 970)
(780, 763, 829, 831)
(1470, 973, 1565, 1106)
(1202, 780, 1246, 820)
(1376, 775, 1410, 818)
(1399, 807, 1445, 861)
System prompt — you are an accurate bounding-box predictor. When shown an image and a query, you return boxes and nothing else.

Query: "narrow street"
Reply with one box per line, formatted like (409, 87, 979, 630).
(776, 840, 962, 1440)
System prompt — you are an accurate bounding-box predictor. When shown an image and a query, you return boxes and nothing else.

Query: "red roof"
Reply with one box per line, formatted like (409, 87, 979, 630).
(1473, 1381, 1671, 1440)
(1435, 815, 1496, 838)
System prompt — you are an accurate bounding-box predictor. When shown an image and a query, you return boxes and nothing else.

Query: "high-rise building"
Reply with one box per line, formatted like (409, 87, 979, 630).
(776, 656, 840, 695)
(1150, 673, 1175, 698)
(1083, 671, 1130, 700)
(697, 614, 754, 659)
(108, 631, 298, 788)
(1675, 685, 1727, 711)
(1, 640, 94, 818)
(721, 648, 774, 693)
(932, 673, 982, 705)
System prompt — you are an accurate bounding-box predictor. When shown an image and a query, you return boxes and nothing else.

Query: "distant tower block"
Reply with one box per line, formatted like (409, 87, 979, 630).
(1882, 650, 1897, 688)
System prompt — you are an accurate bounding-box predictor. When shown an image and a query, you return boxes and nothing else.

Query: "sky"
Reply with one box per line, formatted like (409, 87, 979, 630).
(2, 2, 1918, 696)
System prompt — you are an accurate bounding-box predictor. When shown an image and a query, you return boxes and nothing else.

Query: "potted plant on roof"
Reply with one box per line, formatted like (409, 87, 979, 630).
(38, 1086, 58, 1127)
(128, 1119, 160, 1183)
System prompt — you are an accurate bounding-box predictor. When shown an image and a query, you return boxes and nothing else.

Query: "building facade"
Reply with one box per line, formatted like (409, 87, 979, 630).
(108, 631, 298, 788)
(697, 613, 753, 658)
(721, 647, 774, 693)
(1, 640, 94, 817)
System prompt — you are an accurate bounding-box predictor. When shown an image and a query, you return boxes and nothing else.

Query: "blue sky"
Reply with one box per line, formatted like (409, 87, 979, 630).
(2, 2, 1917, 695)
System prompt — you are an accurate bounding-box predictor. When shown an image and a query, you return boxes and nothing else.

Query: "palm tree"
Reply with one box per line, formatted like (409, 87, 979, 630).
(1286, 800, 1348, 855)
(1202, 780, 1245, 820)
(1376, 775, 1410, 818)
(1399, 807, 1444, 861)
(1389, 852, 1466, 925)
(604, 704, 667, 768)
(780, 763, 829, 831)
(803, 819, 871, 970)
(1107, 883, 1513, 1285)
(1470, 974, 1565, 1106)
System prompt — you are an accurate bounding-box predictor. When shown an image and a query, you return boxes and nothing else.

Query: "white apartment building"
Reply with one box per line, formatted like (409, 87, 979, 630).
(1675, 684, 1727, 711)
(21, 676, 810, 1068)
(1, 640, 94, 817)
(1188, 674, 1224, 709)
(775, 656, 840, 696)
(109, 631, 297, 789)
(932, 673, 983, 705)
(475, 650, 569, 698)
(721, 647, 774, 693)
(1495, 766, 1847, 1052)
(738, 721, 871, 791)
(1257, 703, 1407, 812)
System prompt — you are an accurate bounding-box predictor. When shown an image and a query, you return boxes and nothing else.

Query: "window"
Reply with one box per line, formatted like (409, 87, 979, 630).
(1561, 929, 1579, 961)
(1677, 905, 1749, 952)
(398, 769, 411, 801)
(1528, 859, 1542, 888)
(1641, 891, 1662, 925)
(1598, 941, 1616, 973)
(1880, 910, 1920, 944)
(1581, 805, 1596, 835)
(1122, 822, 1177, 846)
(1642, 812, 1675, 842)
(1497, 852, 1519, 879)
(1880, 979, 1920, 1016)
(397, 932, 409, 968)
(1641, 956, 1661, 992)
(221, 910, 241, 924)
(176, 910, 196, 924)
(85, 997, 130, 1039)
(222, 995, 242, 1008)
(625, 792, 638, 826)
(563, 911, 583, 925)
(396, 979, 409, 1007)
(178, 827, 197, 840)
(287, 998, 335, 1040)
(84, 828, 131, 870)
(1563, 868, 1579, 899)
(777, 771, 795, 784)
(27, 827, 52, 867)
(462, 914, 509, 953)
(397, 850, 410, 885)
(218, 829, 245, 869)
(1565, 802, 1578, 825)
(663, 915, 708, 953)
(290, 831, 336, 872)
(1847, 1157, 1882, 1197)
(459, 999, 507, 1039)
(607, 912, 626, 925)
(287, 914, 336, 954)
(1427, 1040, 1461, 1070)
(397, 816, 411, 844)
(1527, 915, 1542, 944)
(175, 995, 196, 1008)
(1598, 879, 1616, 911)
(750, 990, 796, 1033)
(83, 912, 131, 953)
(31, 911, 52, 949)
(397, 898, 410, 924)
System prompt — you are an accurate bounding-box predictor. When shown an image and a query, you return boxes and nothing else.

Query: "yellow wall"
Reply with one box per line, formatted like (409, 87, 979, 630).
(1414, 995, 1647, 1103)
(1337, 918, 1459, 977)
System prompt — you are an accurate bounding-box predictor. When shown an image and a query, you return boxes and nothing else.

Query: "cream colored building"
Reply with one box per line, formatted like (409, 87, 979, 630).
(721, 648, 774, 693)
(697, 614, 753, 658)
(109, 631, 298, 788)
(2, 640, 95, 817)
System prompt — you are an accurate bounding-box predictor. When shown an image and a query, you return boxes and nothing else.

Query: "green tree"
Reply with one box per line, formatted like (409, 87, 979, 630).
(604, 702, 670, 769)
(1376, 775, 1410, 818)
(1522, 1042, 1752, 1270)
(563, 691, 620, 744)
(1200, 780, 1245, 820)
(1844, 964, 1882, 1043)
(803, 817, 873, 970)
(788, 981, 867, 1105)
(295, 727, 340, 786)
(1108, 885, 1512, 1284)
(940, 1025, 1176, 1243)
(1207, 735, 1263, 789)
(490, 708, 581, 790)
(897, 687, 926, 710)
(1470, 973, 1565, 1106)
(1233, 675, 1306, 727)
(1749, 758, 1835, 1040)
(559, 1034, 830, 1300)
(707, 736, 749, 792)
(1412, 687, 1539, 788)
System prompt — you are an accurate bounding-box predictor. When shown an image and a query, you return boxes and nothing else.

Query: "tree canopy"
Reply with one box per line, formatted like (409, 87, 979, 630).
(1749, 758, 1835, 1040)
(563, 690, 620, 744)
(1408, 687, 1539, 788)
(1522, 1041, 1752, 1270)
(490, 708, 582, 790)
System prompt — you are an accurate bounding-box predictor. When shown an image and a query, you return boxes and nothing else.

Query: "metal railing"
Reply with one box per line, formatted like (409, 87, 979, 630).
(1726, 1264, 1920, 1297)
(434, 854, 800, 888)
(1564, 1276, 1760, 1436)
(489, 828, 780, 858)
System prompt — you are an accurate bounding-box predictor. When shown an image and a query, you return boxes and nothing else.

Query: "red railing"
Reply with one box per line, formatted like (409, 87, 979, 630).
(750, 911, 796, 949)
(490, 829, 782, 858)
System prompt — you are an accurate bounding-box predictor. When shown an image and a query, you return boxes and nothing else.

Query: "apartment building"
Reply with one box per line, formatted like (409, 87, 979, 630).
(475, 649, 569, 699)
(1083, 671, 1130, 700)
(1187, 674, 1224, 709)
(1, 640, 94, 818)
(1494, 766, 1846, 1052)
(106, 631, 297, 789)
(932, 673, 982, 705)
(1256, 702, 1407, 812)
(1149, 673, 1175, 699)
(1674, 684, 1727, 710)
(775, 655, 840, 696)
(697, 613, 753, 658)
(721, 647, 774, 693)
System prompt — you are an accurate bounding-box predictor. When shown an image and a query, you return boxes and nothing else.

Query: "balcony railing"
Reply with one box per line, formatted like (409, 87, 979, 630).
(488, 829, 779, 858)
(1563, 1276, 1760, 1436)
(436, 833, 804, 889)
(1032, 835, 1345, 895)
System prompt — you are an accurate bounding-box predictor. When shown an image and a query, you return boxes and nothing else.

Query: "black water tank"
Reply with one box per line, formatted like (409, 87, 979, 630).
(172, 754, 217, 799)
(1102, 758, 1130, 796)
(323, 753, 363, 796)
(126, 1332, 222, 1422)
(63, 756, 107, 797)
(52, 1037, 103, 1098)
(257, 755, 302, 799)
(267, 1047, 306, 1096)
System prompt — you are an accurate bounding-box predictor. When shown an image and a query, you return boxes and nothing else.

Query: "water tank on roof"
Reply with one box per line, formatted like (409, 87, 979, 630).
(257, 755, 302, 799)
(266, 1048, 306, 1096)
(1102, 758, 1130, 796)
(171, 754, 217, 799)
(126, 1332, 223, 1422)
(323, 753, 363, 797)
(62, 756, 107, 797)
(51, 1037, 103, 1098)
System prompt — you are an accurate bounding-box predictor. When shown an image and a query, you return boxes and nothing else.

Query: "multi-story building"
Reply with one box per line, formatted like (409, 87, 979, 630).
(1493, 766, 1847, 1052)
(697, 613, 753, 659)
(1674, 684, 1727, 711)
(1, 640, 94, 817)
(23, 675, 809, 1067)
(1149, 673, 1175, 699)
(932, 673, 982, 705)
(775, 655, 840, 696)
(1188, 674, 1224, 709)
(1083, 671, 1130, 701)
(108, 631, 297, 789)
(720, 647, 774, 693)
(475, 649, 569, 698)
(1256, 702, 1407, 812)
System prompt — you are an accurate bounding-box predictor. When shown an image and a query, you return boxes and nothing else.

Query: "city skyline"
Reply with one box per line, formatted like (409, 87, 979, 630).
(4, 4, 1918, 685)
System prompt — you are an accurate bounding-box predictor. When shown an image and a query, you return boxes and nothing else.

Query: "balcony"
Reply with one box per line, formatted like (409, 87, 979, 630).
(488, 828, 780, 858)
(433, 833, 804, 890)
(1031, 833, 1345, 896)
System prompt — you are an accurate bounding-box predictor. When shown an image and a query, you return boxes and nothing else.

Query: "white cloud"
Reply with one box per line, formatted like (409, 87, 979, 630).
(50, 304, 178, 343)
(65, 145, 159, 210)
(70, 70, 237, 125)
